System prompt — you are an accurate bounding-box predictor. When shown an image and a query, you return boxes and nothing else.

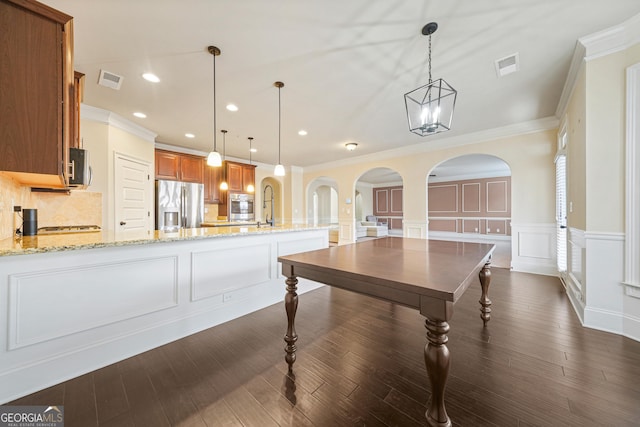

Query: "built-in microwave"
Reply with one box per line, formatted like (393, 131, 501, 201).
(68, 147, 92, 188)
(228, 193, 255, 221)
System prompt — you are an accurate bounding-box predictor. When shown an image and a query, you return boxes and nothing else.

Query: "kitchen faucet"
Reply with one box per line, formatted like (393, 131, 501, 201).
(263, 184, 275, 226)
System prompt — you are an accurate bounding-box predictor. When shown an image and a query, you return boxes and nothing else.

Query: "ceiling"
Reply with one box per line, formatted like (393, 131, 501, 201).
(43, 0, 640, 169)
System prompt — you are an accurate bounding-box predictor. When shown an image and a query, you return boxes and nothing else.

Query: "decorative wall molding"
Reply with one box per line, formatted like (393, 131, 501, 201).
(567, 227, 586, 320)
(339, 220, 355, 244)
(8, 256, 179, 349)
(403, 220, 427, 239)
(510, 223, 557, 276)
(625, 63, 640, 297)
(0, 230, 327, 404)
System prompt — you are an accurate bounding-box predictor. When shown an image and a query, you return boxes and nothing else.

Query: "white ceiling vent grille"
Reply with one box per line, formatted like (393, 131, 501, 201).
(98, 69, 124, 90)
(495, 53, 519, 78)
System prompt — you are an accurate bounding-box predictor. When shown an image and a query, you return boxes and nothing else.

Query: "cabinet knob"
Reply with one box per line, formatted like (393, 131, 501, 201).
(120, 221, 126, 226)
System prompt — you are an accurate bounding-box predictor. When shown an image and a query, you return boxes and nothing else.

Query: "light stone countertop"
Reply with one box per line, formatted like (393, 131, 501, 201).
(0, 224, 329, 257)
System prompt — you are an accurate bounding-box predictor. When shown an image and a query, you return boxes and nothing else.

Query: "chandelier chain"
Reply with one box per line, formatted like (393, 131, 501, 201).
(428, 33, 432, 84)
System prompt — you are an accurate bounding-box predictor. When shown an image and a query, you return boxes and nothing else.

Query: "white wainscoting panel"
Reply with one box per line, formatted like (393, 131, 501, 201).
(566, 227, 586, 319)
(403, 220, 427, 239)
(339, 220, 355, 244)
(511, 223, 557, 275)
(191, 243, 271, 301)
(0, 229, 328, 404)
(583, 232, 628, 336)
(8, 256, 178, 349)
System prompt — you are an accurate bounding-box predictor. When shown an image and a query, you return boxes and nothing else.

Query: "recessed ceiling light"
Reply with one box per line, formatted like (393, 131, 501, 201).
(142, 73, 160, 83)
(185, 133, 195, 138)
(226, 104, 238, 112)
(345, 142, 358, 151)
(133, 112, 147, 118)
(298, 130, 308, 136)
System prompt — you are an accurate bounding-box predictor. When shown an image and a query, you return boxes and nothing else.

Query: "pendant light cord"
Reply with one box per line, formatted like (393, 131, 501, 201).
(213, 51, 217, 152)
(278, 85, 282, 164)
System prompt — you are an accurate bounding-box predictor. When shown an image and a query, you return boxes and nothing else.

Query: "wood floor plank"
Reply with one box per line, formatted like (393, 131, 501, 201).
(8, 267, 640, 426)
(63, 373, 98, 427)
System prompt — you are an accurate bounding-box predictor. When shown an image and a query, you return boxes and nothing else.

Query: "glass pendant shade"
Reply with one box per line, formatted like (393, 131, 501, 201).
(207, 151, 222, 166)
(246, 184, 255, 192)
(404, 78, 456, 136)
(274, 164, 285, 176)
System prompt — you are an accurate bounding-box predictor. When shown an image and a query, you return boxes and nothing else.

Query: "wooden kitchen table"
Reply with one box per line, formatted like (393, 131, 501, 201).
(278, 237, 495, 427)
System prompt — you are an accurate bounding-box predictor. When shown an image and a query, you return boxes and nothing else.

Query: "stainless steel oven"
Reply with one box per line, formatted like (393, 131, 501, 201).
(228, 193, 255, 221)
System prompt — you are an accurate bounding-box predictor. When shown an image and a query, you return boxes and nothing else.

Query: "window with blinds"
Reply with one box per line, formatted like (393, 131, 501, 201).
(556, 153, 567, 272)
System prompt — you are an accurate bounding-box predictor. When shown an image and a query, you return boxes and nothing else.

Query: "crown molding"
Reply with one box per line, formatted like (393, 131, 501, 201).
(580, 13, 640, 61)
(556, 13, 640, 118)
(304, 116, 558, 173)
(81, 104, 157, 143)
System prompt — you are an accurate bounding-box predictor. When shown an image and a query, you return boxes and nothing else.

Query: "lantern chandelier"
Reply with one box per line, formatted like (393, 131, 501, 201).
(404, 22, 457, 136)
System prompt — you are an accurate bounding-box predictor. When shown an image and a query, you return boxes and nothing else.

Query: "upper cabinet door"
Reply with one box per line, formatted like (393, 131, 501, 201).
(155, 150, 180, 180)
(180, 155, 204, 183)
(0, 0, 74, 187)
(242, 164, 256, 193)
(226, 162, 243, 192)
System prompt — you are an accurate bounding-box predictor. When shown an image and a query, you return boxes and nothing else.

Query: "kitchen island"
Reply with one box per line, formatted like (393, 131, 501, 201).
(0, 225, 329, 403)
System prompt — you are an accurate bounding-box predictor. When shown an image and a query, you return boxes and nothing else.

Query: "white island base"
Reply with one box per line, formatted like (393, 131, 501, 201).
(0, 228, 328, 403)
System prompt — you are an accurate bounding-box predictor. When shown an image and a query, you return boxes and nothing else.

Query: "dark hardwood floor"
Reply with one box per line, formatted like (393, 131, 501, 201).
(9, 268, 640, 426)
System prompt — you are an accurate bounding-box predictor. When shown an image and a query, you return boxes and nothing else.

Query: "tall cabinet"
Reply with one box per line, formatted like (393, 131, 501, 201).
(0, 0, 74, 188)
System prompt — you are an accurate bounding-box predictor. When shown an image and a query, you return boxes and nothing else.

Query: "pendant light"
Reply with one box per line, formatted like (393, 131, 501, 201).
(219, 129, 229, 190)
(206, 45, 222, 166)
(246, 137, 255, 193)
(404, 23, 457, 136)
(273, 81, 285, 176)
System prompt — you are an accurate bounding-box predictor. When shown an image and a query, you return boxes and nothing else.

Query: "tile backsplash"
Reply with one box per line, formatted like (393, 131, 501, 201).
(0, 173, 102, 240)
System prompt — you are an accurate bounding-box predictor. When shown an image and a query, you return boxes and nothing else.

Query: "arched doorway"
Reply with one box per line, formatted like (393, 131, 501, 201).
(427, 154, 512, 268)
(306, 177, 338, 226)
(259, 177, 282, 225)
(356, 167, 404, 239)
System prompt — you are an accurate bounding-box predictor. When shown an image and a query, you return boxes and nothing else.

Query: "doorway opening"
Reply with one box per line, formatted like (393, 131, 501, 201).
(427, 154, 512, 269)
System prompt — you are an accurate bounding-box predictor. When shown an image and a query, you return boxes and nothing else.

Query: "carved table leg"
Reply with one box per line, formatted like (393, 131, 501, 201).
(424, 318, 452, 427)
(478, 259, 492, 326)
(284, 274, 299, 373)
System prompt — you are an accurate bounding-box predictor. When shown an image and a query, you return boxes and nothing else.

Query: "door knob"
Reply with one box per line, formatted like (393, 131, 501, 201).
(120, 221, 126, 226)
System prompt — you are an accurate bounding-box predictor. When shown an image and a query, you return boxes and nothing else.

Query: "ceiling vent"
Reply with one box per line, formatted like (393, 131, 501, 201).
(494, 53, 519, 78)
(98, 69, 124, 90)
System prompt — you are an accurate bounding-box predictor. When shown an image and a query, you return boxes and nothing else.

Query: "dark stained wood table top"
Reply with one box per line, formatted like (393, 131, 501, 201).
(279, 237, 495, 313)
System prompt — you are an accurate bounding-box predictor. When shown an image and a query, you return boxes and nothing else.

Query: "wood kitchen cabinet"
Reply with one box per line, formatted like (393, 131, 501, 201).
(224, 161, 255, 194)
(70, 71, 85, 149)
(0, 0, 74, 188)
(203, 161, 223, 204)
(154, 149, 204, 183)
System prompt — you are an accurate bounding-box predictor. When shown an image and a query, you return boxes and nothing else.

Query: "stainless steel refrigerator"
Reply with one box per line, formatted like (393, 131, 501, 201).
(155, 180, 204, 231)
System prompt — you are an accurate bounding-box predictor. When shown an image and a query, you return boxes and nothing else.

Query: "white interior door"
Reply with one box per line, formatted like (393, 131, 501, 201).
(115, 154, 152, 233)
